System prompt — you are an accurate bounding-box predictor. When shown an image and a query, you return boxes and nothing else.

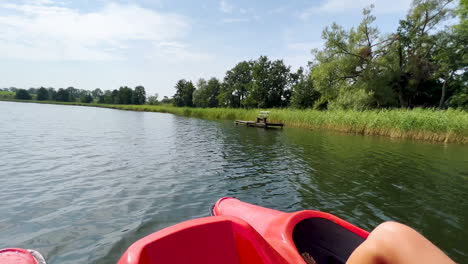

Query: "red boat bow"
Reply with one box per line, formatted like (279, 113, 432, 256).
(118, 197, 369, 264)
(213, 197, 369, 263)
(117, 215, 288, 264)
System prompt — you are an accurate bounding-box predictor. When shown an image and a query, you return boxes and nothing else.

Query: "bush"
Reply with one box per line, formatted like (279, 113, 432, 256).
(328, 89, 374, 111)
(449, 87, 468, 110)
(15, 89, 32, 100)
(81, 94, 93, 103)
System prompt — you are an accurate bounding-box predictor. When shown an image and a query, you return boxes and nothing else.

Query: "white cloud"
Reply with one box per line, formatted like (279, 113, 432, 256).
(221, 18, 249, 23)
(150, 41, 213, 62)
(218, 2, 259, 22)
(219, 0, 233, 13)
(0, 1, 207, 61)
(299, 0, 412, 20)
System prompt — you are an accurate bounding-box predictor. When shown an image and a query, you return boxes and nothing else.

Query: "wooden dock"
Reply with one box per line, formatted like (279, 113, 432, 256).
(235, 120, 284, 128)
(234, 111, 284, 128)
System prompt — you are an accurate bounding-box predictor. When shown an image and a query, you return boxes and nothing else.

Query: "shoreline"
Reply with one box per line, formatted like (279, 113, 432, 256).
(2, 99, 467, 144)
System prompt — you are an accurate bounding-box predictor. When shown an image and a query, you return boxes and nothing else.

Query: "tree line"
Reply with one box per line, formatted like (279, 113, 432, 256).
(173, 0, 467, 110)
(3, 86, 159, 105)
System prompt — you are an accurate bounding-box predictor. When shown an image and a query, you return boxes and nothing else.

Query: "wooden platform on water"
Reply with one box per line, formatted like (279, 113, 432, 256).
(235, 120, 284, 128)
(235, 111, 284, 129)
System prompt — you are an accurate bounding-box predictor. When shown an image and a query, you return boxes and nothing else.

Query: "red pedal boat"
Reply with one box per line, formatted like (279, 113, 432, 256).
(2, 197, 369, 264)
(117, 197, 369, 264)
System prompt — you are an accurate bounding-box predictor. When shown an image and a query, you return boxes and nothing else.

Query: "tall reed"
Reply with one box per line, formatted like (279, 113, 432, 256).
(2, 99, 467, 143)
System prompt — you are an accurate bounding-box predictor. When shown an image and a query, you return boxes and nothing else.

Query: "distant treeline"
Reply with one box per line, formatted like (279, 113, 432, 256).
(173, 0, 467, 110)
(1, 86, 170, 105)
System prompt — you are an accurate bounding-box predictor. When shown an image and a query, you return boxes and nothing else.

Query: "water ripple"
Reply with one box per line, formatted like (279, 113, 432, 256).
(0, 101, 467, 263)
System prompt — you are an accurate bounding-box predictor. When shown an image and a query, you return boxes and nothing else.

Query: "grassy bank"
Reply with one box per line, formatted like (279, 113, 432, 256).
(0, 91, 15, 99)
(2, 98, 467, 143)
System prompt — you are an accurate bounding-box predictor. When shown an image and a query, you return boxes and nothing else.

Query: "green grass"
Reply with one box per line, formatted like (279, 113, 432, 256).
(0, 91, 15, 99)
(2, 98, 467, 144)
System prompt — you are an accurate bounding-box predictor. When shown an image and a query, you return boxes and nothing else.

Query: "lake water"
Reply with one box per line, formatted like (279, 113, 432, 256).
(0, 101, 467, 263)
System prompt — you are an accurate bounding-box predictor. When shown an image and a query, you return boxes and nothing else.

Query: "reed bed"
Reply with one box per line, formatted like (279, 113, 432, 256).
(2, 99, 467, 143)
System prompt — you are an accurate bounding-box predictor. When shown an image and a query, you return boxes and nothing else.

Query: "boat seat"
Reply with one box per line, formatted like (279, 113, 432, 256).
(117, 216, 288, 264)
(292, 218, 365, 264)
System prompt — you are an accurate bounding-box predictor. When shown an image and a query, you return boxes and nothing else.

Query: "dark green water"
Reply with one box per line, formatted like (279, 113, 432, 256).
(0, 101, 467, 263)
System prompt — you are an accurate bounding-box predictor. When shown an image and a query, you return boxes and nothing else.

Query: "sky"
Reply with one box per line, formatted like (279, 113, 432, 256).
(0, 0, 413, 97)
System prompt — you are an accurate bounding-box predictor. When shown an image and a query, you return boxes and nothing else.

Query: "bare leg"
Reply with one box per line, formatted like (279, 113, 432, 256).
(347, 221, 455, 264)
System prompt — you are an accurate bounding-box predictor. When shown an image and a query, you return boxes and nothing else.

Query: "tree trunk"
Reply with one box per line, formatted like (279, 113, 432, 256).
(439, 72, 454, 110)
(438, 81, 447, 109)
(398, 75, 409, 108)
(398, 92, 407, 108)
(397, 36, 408, 108)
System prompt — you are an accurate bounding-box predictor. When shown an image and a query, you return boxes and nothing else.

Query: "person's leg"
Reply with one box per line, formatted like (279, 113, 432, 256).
(347, 221, 455, 264)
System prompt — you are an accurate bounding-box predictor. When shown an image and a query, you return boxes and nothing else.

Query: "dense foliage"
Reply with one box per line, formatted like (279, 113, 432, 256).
(36, 87, 49, 101)
(172, 0, 467, 110)
(173, 79, 196, 107)
(5, 86, 147, 105)
(15, 89, 32, 100)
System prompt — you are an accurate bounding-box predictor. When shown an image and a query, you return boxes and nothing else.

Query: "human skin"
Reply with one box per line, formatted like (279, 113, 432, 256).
(347, 222, 456, 264)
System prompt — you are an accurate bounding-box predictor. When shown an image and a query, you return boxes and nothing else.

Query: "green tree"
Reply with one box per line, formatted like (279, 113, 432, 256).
(82, 94, 93, 103)
(245, 56, 291, 108)
(56, 88, 70, 102)
(66, 87, 79, 102)
(193, 78, 220, 107)
(15, 89, 32, 100)
(161, 96, 173, 104)
(173, 79, 196, 107)
(92, 88, 103, 99)
(99, 90, 113, 104)
(290, 67, 320, 108)
(311, 5, 396, 110)
(193, 78, 209, 107)
(147, 93, 159, 105)
(80, 90, 93, 103)
(218, 61, 252, 107)
(446, 0, 468, 109)
(206, 78, 221, 107)
(118, 86, 133, 104)
(390, 0, 454, 107)
(36, 87, 49, 101)
(28, 88, 37, 95)
(454, 0, 467, 35)
(449, 86, 468, 109)
(132, 86, 146, 105)
(112, 89, 120, 104)
(433, 29, 467, 108)
(47, 88, 57, 100)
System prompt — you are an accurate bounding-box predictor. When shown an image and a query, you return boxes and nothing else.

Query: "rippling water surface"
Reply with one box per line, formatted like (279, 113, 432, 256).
(0, 101, 467, 263)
